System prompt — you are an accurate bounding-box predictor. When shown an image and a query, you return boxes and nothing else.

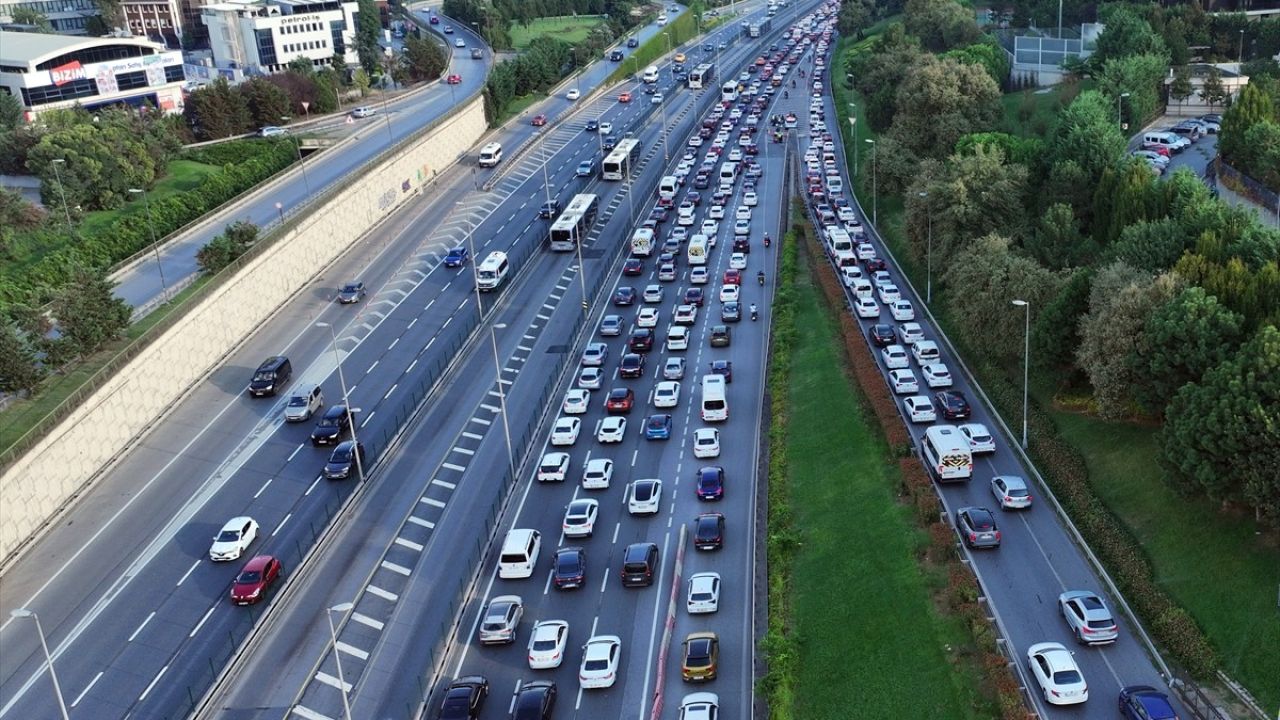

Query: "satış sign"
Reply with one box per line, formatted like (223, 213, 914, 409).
(51, 61, 86, 86)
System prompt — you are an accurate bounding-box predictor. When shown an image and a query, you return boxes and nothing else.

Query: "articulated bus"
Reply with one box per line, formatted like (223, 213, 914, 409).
(601, 138, 642, 181)
(721, 80, 740, 103)
(688, 63, 715, 90)
(548, 193, 600, 251)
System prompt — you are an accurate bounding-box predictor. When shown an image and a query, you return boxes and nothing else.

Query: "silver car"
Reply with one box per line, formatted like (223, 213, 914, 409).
(664, 357, 685, 380)
(955, 507, 1000, 549)
(478, 595, 523, 644)
(284, 385, 324, 422)
(1058, 590, 1119, 645)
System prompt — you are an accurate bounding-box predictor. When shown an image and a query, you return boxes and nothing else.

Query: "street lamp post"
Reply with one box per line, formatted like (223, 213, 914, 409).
(282, 116, 313, 195)
(128, 188, 169, 301)
(1116, 92, 1130, 129)
(315, 322, 365, 480)
(275, 201, 284, 224)
(918, 190, 932, 305)
(1011, 299, 1031, 449)
(325, 602, 355, 720)
(49, 159, 74, 233)
(1238, 29, 1245, 63)
(847, 102, 857, 177)
(10, 609, 70, 720)
(865, 138, 877, 226)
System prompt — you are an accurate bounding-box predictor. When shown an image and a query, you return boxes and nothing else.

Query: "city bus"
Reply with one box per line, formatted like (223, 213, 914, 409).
(602, 138, 642, 181)
(721, 80, 739, 103)
(548, 193, 600, 251)
(688, 63, 715, 90)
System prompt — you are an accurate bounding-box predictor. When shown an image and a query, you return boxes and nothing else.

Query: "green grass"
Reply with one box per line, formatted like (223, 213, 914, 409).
(785, 250, 990, 719)
(77, 160, 223, 238)
(1036, 387, 1280, 713)
(508, 15, 605, 50)
(997, 79, 1095, 139)
(492, 91, 548, 127)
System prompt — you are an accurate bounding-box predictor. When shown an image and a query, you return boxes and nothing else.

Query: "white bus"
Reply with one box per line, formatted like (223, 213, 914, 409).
(548, 193, 599, 251)
(721, 80, 739, 103)
(476, 251, 510, 291)
(602, 138, 642, 181)
(687, 234, 709, 265)
(921, 425, 974, 482)
(688, 63, 715, 89)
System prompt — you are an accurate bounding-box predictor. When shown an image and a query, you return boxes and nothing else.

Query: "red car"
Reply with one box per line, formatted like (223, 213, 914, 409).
(446, 74, 462, 84)
(230, 555, 281, 605)
(531, 114, 547, 126)
(606, 387, 635, 413)
(618, 91, 633, 103)
(429, 14, 439, 24)
(622, 258, 644, 276)
(723, 269, 741, 285)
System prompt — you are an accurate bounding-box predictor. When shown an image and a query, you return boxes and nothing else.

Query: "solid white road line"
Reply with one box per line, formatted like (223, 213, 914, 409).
(127, 612, 155, 642)
(189, 604, 217, 638)
(69, 671, 102, 708)
(176, 560, 200, 587)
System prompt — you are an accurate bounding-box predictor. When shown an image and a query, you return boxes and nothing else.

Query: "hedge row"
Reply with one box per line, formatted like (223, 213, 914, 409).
(0, 141, 296, 311)
(603, 9, 699, 87)
(800, 227, 1030, 719)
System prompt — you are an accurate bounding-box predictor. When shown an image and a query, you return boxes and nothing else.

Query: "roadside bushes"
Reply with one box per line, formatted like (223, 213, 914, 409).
(197, 221, 261, 274)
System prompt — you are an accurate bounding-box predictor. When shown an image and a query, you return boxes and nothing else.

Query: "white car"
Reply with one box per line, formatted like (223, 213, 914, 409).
(679, 693, 719, 720)
(209, 516, 258, 561)
(743, 191, 758, 207)
(921, 362, 952, 388)
(664, 357, 686, 379)
(597, 416, 626, 443)
(729, 253, 747, 270)
(637, 307, 660, 328)
(708, 204, 725, 220)
(903, 395, 936, 423)
(567, 88, 580, 100)
(527, 620, 570, 669)
(877, 284, 901, 304)
(599, 121, 613, 134)
(563, 388, 591, 414)
(652, 92, 664, 104)
(727, 147, 743, 162)
(871, 270, 893, 288)
(687, 135, 704, 148)
(579, 635, 622, 689)
(897, 323, 925, 345)
(692, 427, 720, 458)
(654, 381, 681, 408)
(673, 304, 698, 325)
(839, 266, 863, 287)
(733, 219, 750, 236)
(578, 366, 604, 389)
(837, 206, 856, 223)
(992, 475, 1033, 510)
(881, 344, 909, 369)
(686, 572, 721, 614)
(888, 368, 918, 394)
(455, 38, 466, 47)
(625, 478, 663, 515)
(701, 218, 720, 235)
(690, 267, 709, 284)
(735, 206, 752, 221)
(912, 340, 940, 365)
(582, 457, 614, 489)
(856, 242, 876, 260)
(719, 285, 740, 303)
(563, 498, 600, 537)
(582, 342, 609, 367)
(854, 297, 879, 318)
(551, 417, 581, 446)
(667, 325, 690, 350)
(1026, 642, 1088, 705)
(959, 423, 995, 453)
(890, 299, 914, 321)
(643, 284, 665, 303)
(538, 451, 571, 482)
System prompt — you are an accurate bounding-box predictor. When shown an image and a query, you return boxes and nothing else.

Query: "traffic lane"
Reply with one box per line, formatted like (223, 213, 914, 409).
(1164, 134, 1216, 180)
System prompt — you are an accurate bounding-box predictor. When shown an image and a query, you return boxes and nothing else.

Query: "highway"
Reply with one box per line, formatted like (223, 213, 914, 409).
(800, 23, 1188, 720)
(0, 6, 722, 720)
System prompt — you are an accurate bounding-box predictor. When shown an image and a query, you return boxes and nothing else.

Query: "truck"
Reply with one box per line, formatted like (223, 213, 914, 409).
(747, 16, 770, 38)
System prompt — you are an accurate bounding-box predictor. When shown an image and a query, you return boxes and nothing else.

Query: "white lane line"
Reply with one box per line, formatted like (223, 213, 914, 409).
(304, 475, 323, 496)
(271, 513, 291, 537)
(314, 671, 352, 692)
(127, 612, 155, 642)
(381, 560, 412, 576)
(611, 522, 620, 545)
(336, 641, 370, 661)
(441, 462, 467, 472)
(383, 383, 398, 399)
(432, 478, 457, 490)
(367, 360, 380, 374)
(351, 612, 384, 631)
(69, 671, 102, 708)
(542, 568, 554, 596)
(360, 410, 376, 428)
(365, 585, 399, 602)
(388, 337, 399, 350)
(287, 444, 304, 463)
(452, 447, 476, 456)
(176, 560, 200, 587)
(394, 537, 424, 552)
(255, 476, 275, 498)
(480, 404, 500, 413)
(637, 531, 672, 720)
(420, 497, 447, 508)
(461, 432, 483, 440)
(137, 664, 168, 702)
(189, 604, 217, 638)
(517, 344, 533, 352)
(406, 358, 418, 373)
(406, 516, 435, 529)
(291, 704, 336, 720)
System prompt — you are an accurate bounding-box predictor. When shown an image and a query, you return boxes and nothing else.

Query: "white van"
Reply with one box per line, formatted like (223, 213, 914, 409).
(631, 228, 655, 256)
(687, 234, 709, 265)
(701, 374, 728, 422)
(718, 162, 738, 185)
(921, 425, 974, 482)
(1142, 132, 1187, 154)
(826, 226, 853, 255)
(643, 65, 660, 83)
(476, 251, 510, 291)
(498, 528, 541, 578)
(658, 175, 680, 199)
(834, 249, 858, 268)
(478, 142, 503, 167)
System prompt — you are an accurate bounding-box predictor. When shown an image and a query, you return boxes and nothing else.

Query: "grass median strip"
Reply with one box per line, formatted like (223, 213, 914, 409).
(763, 235, 989, 719)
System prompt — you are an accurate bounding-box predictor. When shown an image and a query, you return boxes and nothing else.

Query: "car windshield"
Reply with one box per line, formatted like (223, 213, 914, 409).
(342, 284, 359, 293)
(649, 417, 665, 428)
(556, 554, 580, 572)
(331, 447, 352, 462)
(691, 590, 712, 601)
(287, 397, 306, 407)
(237, 570, 261, 583)
(217, 529, 241, 542)
(1054, 670, 1083, 684)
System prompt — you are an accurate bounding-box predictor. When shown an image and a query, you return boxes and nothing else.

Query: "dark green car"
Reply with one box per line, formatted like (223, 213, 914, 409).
(709, 325, 731, 347)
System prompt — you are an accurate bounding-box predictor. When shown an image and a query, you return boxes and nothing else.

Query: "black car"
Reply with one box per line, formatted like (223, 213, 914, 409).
(619, 352, 646, 379)
(323, 440, 365, 479)
(337, 282, 365, 304)
(696, 466, 724, 500)
(702, 43, 714, 51)
(721, 301, 741, 322)
(865, 256, 887, 272)
(437, 675, 489, 720)
(683, 287, 704, 306)
(629, 328, 654, 352)
(709, 359, 733, 383)
(693, 513, 725, 550)
(609, 49, 625, 61)
(643, 85, 657, 95)
(732, 236, 750, 253)
(538, 200, 560, 218)
(553, 547, 586, 589)
(621, 542, 659, 586)
(648, 206, 669, 223)
(512, 680, 556, 720)
(709, 325, 731, 347)
(627, 37, 639, 48)
(613, 286, 636, 306)
(935, 390, 971, 420)
(585, 119, 599, 132)
(310, 405, 351, 446)
(444, 245, 471, 267)
(868, 323, 895, 347)
(602, 134, 619, 150)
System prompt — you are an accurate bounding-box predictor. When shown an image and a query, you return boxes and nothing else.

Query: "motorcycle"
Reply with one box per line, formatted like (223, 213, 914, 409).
(757, 271, 765, 286)
(763, 234, 772, 248)
(750, 305, 759, 321)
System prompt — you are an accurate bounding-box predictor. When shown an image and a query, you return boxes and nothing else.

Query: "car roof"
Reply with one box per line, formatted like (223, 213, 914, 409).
(222, 516, 254, 528)
(242, 554, 274, 570)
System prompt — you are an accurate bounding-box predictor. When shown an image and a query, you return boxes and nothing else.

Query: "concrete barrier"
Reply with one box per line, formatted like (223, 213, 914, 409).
(0, 95, 488, 564)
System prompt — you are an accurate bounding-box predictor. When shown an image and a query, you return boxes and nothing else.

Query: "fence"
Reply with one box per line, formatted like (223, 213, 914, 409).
(1215, 157, 1280, 220)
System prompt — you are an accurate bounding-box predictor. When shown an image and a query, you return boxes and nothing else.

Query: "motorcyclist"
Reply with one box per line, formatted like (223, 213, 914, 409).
(784, 90, 789, 99)
(763, 233, 771, 247)
(757, 269, 765, 285)
(750, 303, 759, 320)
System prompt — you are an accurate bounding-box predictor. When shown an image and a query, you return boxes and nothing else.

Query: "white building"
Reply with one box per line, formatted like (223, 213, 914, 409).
(201, 0, 357, 75)
(0, 0, 98, 35)
(0, 30, 185, 120)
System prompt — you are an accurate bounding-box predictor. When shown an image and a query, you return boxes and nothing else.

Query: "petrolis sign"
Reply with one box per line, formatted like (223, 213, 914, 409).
(46, 51, 183, 87)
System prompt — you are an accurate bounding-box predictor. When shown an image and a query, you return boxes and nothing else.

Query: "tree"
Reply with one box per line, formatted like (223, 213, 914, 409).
(1169, 65, 1194, 111)
(0, 92, 22, 133)
(27, 121, 157, 211)
(184, 78, 253, 140)
(1097, 54, 1168, 128)
(403, 35, 448, 81)
(906, 145, 1030, 266)
(90, 0, 124, 30)
(356, 0, 384, 75)
(0, 322, 45, 393)
(330, 52, 350, 86)
(1219, 83, 1276, 163)
(51, 267, 132, 358)
(1127, 286, 1246, 414)
(1199, 66, 1229, 110)
(1094, 159, 1160, 247)
(1031, 268, 1092, 372)
(904, 0, 979, 52)
(847, 24, 925, 132)
(1160, 325, 1280, 523)
(1050, 90, 1128, 184)
(890, 55, 1002, 159)
(943, 38, 1010, 87)
(940, 233, 1064, 361)
(196, 221, 259, 273)
(237, 77, 292, 129)
(1109, 217, 1193, 272)
(1236, 121, 1280, 189)
(1025, 202, 1097, 269)
(1094, 7, 1168, 63)
(9, 7, 53, 31)
(1076, 263, 1182, 418)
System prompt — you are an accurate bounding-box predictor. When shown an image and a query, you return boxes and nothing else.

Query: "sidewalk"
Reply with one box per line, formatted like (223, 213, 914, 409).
(1215, 181, 1280, 229)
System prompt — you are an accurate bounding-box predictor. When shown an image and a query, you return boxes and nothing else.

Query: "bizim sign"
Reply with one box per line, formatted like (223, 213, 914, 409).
(51, 61, 86, 86)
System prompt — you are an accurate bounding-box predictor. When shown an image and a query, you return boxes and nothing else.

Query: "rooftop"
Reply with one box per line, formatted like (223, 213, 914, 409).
(0, 29, 162, 67)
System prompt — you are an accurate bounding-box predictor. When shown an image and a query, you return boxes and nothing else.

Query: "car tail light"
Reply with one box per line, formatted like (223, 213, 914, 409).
(1004, 496, 1013, 503)
(994, 531, 1001, 541)
(1081, 626, 1094, 634)
(968, 532, 977, 542)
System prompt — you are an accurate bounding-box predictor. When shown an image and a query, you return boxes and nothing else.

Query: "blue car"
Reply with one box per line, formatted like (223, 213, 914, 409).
(695, 466, 724, 500)
(644, 414, 672, 440)
(443, 246, 469, 267)
(1118, 686, 1179, 720)
(576, 160, 594, 177)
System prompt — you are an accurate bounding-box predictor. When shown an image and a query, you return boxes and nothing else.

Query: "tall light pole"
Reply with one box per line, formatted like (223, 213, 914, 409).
(128, 188, 169, 301)
(1011, 299, 1031, 449)
(1116, 92, 1130, 130)
(918, 190, 932, 305)
(282, 116, 313, 195)
(846, 102, 857, 177)
(325, 602, 355, 720)
(49, 158, 73, 233)
(1238, 29, 1245, 63)
(315, 322, 365, 480)
(865, 138, 877, 226)
(661, 31, 672, 161)
(540, 132, 553, 211)
(10, 609, 70, 720)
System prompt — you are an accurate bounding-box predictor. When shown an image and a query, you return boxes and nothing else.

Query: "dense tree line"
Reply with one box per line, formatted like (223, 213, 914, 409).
(443, 0, 644, 50)
(483, 36, 588, 121)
